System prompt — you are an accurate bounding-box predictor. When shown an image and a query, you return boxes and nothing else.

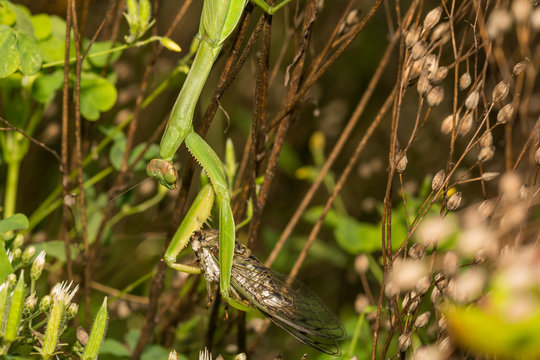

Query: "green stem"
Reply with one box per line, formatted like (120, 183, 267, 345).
(107, 185, 168, 227)
(346, 311, 366, 358)
(4, 160, 20, 218)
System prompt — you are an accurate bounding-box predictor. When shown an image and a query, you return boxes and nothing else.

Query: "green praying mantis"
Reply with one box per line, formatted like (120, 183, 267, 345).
(146, 0, 345, 355)
(146, 0, 292, 312)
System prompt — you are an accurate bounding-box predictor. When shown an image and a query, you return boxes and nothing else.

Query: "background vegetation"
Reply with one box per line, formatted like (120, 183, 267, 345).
(0, 0, 539, 359)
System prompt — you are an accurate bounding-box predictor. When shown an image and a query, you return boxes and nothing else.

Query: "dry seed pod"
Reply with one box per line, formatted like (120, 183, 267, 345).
(409, 59, 424, 80)
(432, 170, 446, 190)
(398, 333, 412, 352)
(513, 60, 528, 76)
(480, 131, 493, 147)
(417, 72, 431, 95)
(415, 276, 431, 294)
(465, 91, 480, 110)
(424, 54, 438, 77)
(459, 113, 473, 136)
(446, 191, 462, 210)
(535, 146, 540, 166)
(533, 7, 540, 30)
(396, 152, 408, 173)
(431, 286, 442, 304)
(497, 103, 514, 124)
(427, 86, 444, 107)
(478, 146, 495, 162)
(405, 26, 421, 48)
(481, 172, 499, 181)
(415, 311, 431, 328)
(441, 115, 454, 135)
(408, 243, 426, 259)
(354, 254, 369, 274)
(443, 251, 458, 276)
(385, 281, 399, 298)
(411, 41, 427, 60)
(431, 21, 450, 42)
(354, 294, 369, 314)
(459, 73, 472, 90)
(431, 66, 448, 84)
(423, 6, 442, 30)
(492, 81, 509, 102)
(512, 0, 531, 23)
(487, 9, 513, 39)
(479, 200, 495, 218)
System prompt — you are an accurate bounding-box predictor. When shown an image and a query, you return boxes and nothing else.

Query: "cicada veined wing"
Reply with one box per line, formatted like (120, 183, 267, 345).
(191, 230, 346, 356)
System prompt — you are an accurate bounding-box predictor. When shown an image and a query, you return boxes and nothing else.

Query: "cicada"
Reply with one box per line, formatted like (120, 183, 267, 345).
(191, 230, 346, 356)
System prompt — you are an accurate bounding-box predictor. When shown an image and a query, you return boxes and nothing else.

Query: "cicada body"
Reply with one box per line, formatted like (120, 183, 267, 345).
(191, 230, 346, 356)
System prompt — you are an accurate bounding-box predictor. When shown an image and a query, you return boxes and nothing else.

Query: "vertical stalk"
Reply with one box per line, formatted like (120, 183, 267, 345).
(4, 158, 20, 218)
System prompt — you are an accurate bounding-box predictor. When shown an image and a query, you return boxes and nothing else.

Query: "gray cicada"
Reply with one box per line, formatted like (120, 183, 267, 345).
(191, 230, 346, 356)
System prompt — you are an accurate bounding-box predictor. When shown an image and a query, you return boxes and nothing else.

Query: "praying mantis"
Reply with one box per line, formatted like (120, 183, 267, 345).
(147, 0, 292, 311)
(145, 0, 345, 354)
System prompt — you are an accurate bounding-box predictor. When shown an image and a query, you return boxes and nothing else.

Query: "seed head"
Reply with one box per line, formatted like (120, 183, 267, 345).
(396, 151, 408, 173)
(417, 72, 431, 95)
(11, 248, 21, 262)
(411, 41, 427, 60)
(413, 345, 444, 360)
(479, 200, 495, 219)
(513, 60, 528, 76)
(459, 113, 474, 136)
(427, 86, 444, 107)
(431, 22, 450, 42)
(354, 294, 369, 314)
(432, 170, 446, 190)
(478, 146, 495, 162)
(430, 66, 448, 84)
(492, 81, 510, 102)
(497, 103, 514, 124)
(431, 286, 442, 304)
(39, 295, 52, 312)
(487, 9, 513, 39)
(385, 281, 399, 298)
(415, 311, 431, 328)
(458, 226, 496, 258)
(415, 276, 431, 294)
(24, 292, 38, 316)
(441, 114, 455, 135)
(535, 146, 540, 166)
(532, 7, 540, 30)
(452, 268, 486, 303)
(512, 0, 532, 23)
(67, 302, 79, 320)
(500, 172, 522, 201)
(442, 251, 458, 276)
(417, 216, 453, 246)
(480, 131, 493, 147)
(390, 259, 427, 291)
(438, 316, 448, 332)
(465, 91, 480, 109)
(423, 54, 438, 77)
(446, 191, 462, 211)
(13, 234, 24, 248)
(77, 327, 89, 346)
(438, 337, 452, 352)
(21, 246, 36, 265)
(405, 26, 421, 48)
(7, 273, 17, 291)
(423, 6, 442, 30)
(459, 72, 472, 90)
(481, 172, 499, 181)
(409, 59, 424, 80)
(354, 254, 369, 274)
(31, 251, 46, 281)
(408, 243, 425, 259)
(398, 333, 412, 351)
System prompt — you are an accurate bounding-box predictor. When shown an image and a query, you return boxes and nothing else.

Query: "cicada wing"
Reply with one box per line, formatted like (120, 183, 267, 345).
(230, 256, 346, 342)
(260, 308, 342, 356)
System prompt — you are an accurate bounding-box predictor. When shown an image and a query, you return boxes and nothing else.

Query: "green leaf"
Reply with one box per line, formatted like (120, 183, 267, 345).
(125, 329, 139, 351)
(9, 2, 33, 34)
(0, 26, 18, 78)
(0, 1, 16, 26)
(82, 297, 108, 360)
(100, 339, 131, 357)
(80, 73, 117, 120)
(32, 69, 63, 103)
(30, 14, 51, 40)
(38, 15, 70, 63)
(84, 40, 121, 68)
(0, 213, 29, 234)
(33, 240, 80, 262)
(16, 31, 42, 75)
(0, 242, 13, 282)
(109, 138, 126, 171)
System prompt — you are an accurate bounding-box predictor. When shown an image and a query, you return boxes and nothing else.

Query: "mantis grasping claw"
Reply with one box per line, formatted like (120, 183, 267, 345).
(147, 0, 292, 310)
